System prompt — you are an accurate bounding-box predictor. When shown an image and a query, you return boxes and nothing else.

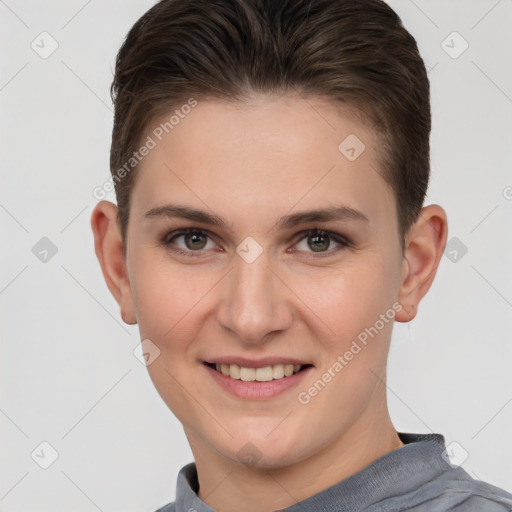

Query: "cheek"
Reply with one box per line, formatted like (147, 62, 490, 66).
(129, 252, 216, 349)
(295, 255, 398, 344)
(128, 256, 213, 417)
(293, 261, 398, 429)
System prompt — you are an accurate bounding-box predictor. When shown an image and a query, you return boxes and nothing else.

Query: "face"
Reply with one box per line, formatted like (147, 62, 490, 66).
(123, 94, 406, 468)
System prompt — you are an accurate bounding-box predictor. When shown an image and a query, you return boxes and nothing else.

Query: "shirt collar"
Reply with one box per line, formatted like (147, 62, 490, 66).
(174, 432, 451, 512)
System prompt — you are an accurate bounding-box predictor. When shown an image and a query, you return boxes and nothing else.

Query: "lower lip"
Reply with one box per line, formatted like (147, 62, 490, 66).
(204, 363, 313, 399)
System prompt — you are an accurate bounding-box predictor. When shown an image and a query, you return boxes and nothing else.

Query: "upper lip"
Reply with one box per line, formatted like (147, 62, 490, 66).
(204, 357, 313, 368)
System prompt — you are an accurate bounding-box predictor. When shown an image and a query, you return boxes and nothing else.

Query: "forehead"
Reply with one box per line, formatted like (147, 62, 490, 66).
(131, 94, 394, 230)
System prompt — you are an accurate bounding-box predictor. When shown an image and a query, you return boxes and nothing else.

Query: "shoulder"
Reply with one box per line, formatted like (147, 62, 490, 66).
(371, 466, 512, 511)
(433, 474, 512, 511)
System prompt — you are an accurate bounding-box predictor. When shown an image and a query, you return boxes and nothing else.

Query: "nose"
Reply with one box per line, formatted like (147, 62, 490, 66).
(216, 251, 294, 344)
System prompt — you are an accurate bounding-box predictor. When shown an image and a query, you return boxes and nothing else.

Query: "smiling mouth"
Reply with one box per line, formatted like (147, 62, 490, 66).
(204, 362, 313, 382)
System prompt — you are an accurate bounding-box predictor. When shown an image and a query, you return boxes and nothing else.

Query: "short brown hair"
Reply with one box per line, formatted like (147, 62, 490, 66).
(110, 0, 431, 253)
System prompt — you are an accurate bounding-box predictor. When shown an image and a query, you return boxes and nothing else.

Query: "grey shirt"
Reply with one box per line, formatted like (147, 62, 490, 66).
(155, 432, 512, 511)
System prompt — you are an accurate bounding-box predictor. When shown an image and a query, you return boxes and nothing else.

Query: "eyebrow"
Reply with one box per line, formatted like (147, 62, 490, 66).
(143, 204, 369, 231)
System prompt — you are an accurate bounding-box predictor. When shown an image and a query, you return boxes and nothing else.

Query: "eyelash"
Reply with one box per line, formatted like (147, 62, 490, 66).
(161, 228, 351, 258)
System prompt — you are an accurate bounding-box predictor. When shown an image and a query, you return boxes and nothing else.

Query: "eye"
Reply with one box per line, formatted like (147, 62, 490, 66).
(161, 227, 351, 258)
(162, 228, 217, 257)
(293, 229, 350, 256)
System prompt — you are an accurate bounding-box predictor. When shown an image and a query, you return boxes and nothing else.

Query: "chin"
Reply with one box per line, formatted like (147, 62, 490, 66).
(216, 430, 310, 470)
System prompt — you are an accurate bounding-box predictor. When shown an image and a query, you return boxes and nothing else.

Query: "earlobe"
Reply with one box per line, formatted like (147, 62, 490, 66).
(395, 204, 448, 323)
(90, 201, 137, 325)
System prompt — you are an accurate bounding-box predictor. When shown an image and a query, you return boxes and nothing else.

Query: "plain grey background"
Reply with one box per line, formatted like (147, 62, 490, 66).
(1, 0, 511, 511)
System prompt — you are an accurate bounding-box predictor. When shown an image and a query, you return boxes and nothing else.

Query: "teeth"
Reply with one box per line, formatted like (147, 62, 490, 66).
(272, 364, 284, 379)
(255, 366, 273, 381)
(211, 363, 305, 381)
(240, 367, 256, 381)
(229, 364, 241, 379)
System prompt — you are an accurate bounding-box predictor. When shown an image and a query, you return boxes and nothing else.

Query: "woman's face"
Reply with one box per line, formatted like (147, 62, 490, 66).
(123, 94, 407, 468)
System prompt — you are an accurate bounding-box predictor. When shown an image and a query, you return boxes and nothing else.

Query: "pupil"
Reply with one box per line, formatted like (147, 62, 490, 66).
(308, 233, 330, 252)
(185, 232, 207, 250)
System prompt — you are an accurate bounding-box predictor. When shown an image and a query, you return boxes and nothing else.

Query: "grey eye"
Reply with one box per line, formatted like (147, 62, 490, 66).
(307, 232, 331, 252)
(183, 231, 208, 250)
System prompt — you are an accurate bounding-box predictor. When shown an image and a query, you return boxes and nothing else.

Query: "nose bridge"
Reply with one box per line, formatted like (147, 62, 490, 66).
(217, 250, 291, 342)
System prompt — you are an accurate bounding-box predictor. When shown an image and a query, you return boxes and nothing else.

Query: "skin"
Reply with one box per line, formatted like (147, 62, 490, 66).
(91, 93, 448, 512)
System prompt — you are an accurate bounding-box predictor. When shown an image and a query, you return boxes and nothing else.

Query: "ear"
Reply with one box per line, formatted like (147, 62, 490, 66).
(395, 204, 448, 322)
(90, 200, 137, 325)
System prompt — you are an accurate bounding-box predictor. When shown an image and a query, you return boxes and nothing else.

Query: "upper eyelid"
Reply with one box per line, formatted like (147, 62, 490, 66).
(165, 227, 219, 244)
(165, 227, 349, 249)
(291, 228, 348, 241)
